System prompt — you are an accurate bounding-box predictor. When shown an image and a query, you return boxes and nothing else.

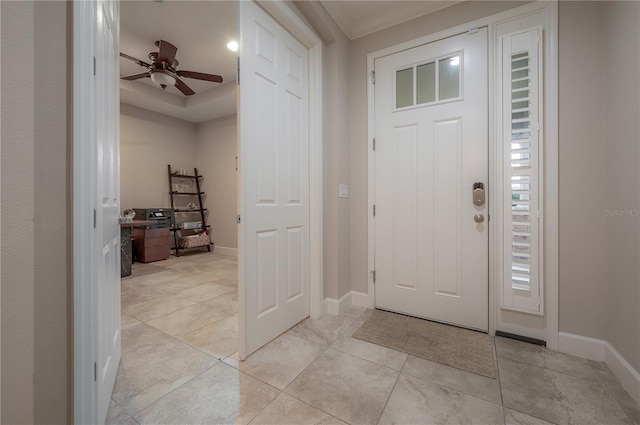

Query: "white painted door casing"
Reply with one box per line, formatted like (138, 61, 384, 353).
(374, 29, 489, 331)
(239, 1, 311, 359)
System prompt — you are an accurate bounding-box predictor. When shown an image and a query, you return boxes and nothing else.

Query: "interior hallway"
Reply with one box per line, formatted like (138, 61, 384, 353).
(107, 251, 640, 424)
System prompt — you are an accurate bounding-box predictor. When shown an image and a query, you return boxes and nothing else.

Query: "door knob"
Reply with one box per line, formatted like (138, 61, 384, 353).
(474, 214, 485, 223)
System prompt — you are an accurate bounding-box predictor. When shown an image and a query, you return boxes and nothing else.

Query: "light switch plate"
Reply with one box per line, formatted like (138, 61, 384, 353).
(339, 184, 349, 198)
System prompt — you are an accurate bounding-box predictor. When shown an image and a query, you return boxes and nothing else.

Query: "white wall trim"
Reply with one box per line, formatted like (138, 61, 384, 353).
(351, 291, 370, 308)
(213, 246, 238, 257)
(258, 0, 324, 321)
(559, 332, 640, 405)
(324, 291, 352, 316)
(604, 341, 640, 405)
(325, 291, 371, 315)
(558, 331, 606, 361)
(366, 1, 558, 345)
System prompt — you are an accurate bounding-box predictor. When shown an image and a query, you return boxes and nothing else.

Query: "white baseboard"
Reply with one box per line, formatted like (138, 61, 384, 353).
(558, 332, 605, 361)
(604, 341, 640, 405)
(351, 291, 370, 308)
(213, 246, 237, 257)
(558, 332, 640, 404)
(324, 290, 371, 315)
(324, 291, 351, 316)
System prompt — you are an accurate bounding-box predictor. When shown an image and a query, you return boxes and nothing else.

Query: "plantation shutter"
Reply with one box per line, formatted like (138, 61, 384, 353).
(501, 28, 543, 314)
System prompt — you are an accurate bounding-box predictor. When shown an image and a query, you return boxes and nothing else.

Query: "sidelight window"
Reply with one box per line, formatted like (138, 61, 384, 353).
(501, 28, 543, 314)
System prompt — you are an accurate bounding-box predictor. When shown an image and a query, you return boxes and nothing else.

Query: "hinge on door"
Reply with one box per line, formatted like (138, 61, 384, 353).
(370, 70, 375, 84)
(237, 57, 240, 85)
(93, 57, 96, 76)
(373, 204, 376, 217)
(372, 270, 376, 283)
(373, 138, 376, 151)
(93, 209, 96, 229)
(236, 214, 241, 224)
(94, 362, 97, 382)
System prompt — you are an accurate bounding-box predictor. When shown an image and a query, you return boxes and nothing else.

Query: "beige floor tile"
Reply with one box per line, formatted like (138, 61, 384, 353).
(213, 275, 239, 287)
(146, 301, 231, 339)
(127, 269, 182, 286)
(106, 399, 139, 425)
(601, 378, 640, 424)
(338, 304, 367, 319)
(121, 322, 176, 355)
(358, 309, 375, 321)
(121, 315, 142, 330)
(588, 359, 619, 382)
(151, 275, 210, 294)
(249, 393, 347, 425)
(504, 408, 555, 425)
(379, 373, 505, 425)
(181, 315, 239, 359)
(330, 320, 407, 370)
(126, 262, 166, 278)
(112, 336, 217, 415)
(232, 333, 324, 390)
(402, 355, 502, 405)
(498, 357, 628, 424)
(285, 348, 399, 424)
(203, 290, 239, 315)
(122, 294, 197, 323)
(287, 315, 354, 346)
(495, 337, 599, 380)
(120, 285, 166, 310)
(135, 363, 279, 425)
(173, 281, 235, 302)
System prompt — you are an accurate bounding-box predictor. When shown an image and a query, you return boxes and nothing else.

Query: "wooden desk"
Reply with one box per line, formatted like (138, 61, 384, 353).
(132, 226, 171, 263)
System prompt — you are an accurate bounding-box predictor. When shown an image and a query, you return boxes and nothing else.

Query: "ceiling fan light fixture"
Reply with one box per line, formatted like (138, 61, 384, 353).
(150, 71, 175, 89)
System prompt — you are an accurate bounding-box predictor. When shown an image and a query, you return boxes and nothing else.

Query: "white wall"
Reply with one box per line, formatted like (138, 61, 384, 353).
(604, 1, 640, 372)
(120, 103, 198, 212)
(1, 3, 36, 421)
(1, 1, 70, 422)
(196, 115, 238, 250)
(288, 0, 353, 301)
(558, 1, 608, 340)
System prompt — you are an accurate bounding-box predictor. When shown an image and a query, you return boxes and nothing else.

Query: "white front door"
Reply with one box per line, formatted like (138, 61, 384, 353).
(96, 0, 121, 422)
(374, 29, 489, 331)
(238, 1, 310, 359)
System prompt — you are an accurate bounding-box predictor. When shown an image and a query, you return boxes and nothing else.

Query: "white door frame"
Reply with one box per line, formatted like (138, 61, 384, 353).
(73, 1, 323, 422)
(366, 2, 558, 348)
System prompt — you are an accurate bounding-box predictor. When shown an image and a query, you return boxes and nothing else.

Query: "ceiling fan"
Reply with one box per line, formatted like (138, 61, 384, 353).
(120, 40, 223, 96)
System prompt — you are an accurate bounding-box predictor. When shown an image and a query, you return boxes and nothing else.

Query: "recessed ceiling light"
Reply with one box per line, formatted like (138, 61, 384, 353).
(227, 41, 238, 52)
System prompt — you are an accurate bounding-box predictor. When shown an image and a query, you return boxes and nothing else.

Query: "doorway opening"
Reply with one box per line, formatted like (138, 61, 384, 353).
(113, 1, 241, 419)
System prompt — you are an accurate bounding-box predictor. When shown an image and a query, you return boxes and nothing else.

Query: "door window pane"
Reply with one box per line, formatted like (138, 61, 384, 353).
(396, 67, 414, 108)
(439, 55, 460, 100)
(416, 62, 435, 104)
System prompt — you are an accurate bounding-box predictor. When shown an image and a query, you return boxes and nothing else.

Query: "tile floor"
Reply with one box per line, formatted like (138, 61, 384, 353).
(108, 251, 640, 425)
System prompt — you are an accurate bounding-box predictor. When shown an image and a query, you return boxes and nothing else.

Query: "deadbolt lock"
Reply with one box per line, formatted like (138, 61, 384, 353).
(473, 182, 485, 207)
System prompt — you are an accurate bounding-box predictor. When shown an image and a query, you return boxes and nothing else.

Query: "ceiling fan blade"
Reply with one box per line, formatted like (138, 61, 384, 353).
(177, 70, 224, 84)
(174, 77, 195, 96)
(121, 72, 150, 81)
(120, 52, 151, 68)
(156, 40, 178, 65)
